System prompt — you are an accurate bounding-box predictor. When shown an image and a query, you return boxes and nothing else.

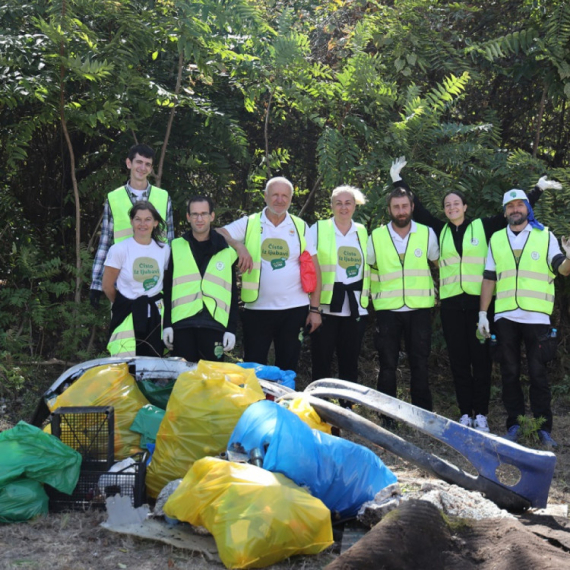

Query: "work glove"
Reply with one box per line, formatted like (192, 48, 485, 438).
(478, 311, 490, 339)
(223, 332, 236, 352)
(562, 236, 570, 258)
(390, 156, 407, 183)
(89, 289, 102, 309)
(536, 176, 562, 191)
(163, 327, 174, 351)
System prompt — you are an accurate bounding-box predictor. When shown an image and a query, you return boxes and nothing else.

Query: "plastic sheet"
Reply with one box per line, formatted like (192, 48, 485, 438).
(0, 421, 81, 492)
(236, 362, 296, 390)
(146, 360, 265, 498)
(137, 379, 175, 410)
(280, 395, 332, 434)
(164, 457, 333, 569)
(0, 479, 49, 523)
(130, 404, 165, 447)
(228, 400, 398, 518)
(48, 363, 150, 460)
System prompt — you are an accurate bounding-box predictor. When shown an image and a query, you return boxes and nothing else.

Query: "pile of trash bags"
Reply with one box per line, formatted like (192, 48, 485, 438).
(3, 358, 397, 569)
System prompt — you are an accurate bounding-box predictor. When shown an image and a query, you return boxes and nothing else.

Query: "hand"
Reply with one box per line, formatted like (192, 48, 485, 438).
(562, 236, 570, 258)
(89, 289, 102, 309)
(235, 243, 254, 273)
(223, 332, 236, 352)
(478, 311, 490, 339)
(536, 176, 562, 191)
(390, 156, 407, 183)
(163, 327, 174, 351)
(306, 310, 322, 334)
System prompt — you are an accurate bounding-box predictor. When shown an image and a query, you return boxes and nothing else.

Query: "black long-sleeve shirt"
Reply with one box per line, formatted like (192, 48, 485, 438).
(163, 229, 239, 333)
(395, 179, 542, 310)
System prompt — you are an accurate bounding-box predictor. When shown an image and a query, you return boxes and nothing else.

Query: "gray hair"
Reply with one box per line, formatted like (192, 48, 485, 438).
(331, 185, 367, 206)
(264, 176, 294, 195)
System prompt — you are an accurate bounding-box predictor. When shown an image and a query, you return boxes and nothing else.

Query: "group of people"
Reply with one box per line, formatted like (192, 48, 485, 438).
(90, 144, 570, 450)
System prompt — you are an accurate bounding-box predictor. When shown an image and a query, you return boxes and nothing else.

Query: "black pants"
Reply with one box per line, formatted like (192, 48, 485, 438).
(495, 318, 552, 432)
(375, 309, 432, 411)
(135, 323, 164, 357)
(311, 313, 367, 382)
(440, 304, 492, 416)
(242, 306, 308, 372)
(172, 327, 224, 362)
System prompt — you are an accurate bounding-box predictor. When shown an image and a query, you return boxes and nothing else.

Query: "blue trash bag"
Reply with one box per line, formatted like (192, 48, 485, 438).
(228, 400, 397, 518)
(236, 363, 296, 390)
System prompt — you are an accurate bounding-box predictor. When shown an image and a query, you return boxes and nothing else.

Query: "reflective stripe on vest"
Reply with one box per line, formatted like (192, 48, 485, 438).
(107, 314, 136, 358)
(316, 219, 370, 309)
(370, 224, 435, 310)
(439, 218, 487, 298)
(241, 212, 307, 303)
(170, 238, 237, 327)
(491, 228, 555, 315)
(108, 186, 169, 243)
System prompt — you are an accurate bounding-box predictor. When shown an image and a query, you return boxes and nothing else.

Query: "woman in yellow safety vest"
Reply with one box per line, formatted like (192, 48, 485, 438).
(389, 157, 554, 432)
(102, 201, 170, 358)
(309, 186, 370, 400)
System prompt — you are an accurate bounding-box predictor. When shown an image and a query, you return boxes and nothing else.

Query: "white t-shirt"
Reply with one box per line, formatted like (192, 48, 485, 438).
(309, 219, 368, 317)
(366, 221, 439, 313)
(224, 208, 317, 310)
(104, 237, 170, 300)
(485, 224, 561, 325)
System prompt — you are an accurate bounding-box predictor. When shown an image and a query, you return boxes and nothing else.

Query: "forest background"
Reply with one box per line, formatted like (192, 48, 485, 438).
(3, 0, 570, 414)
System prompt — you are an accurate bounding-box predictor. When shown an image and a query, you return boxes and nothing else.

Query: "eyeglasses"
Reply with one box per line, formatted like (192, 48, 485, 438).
(189, 212, 211, 219)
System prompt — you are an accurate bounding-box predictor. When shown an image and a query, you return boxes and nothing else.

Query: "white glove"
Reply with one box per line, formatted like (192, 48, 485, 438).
(223, 332, 236, 352)
(562, 236, 570, 258)
(163, 327, 174, 350)
(536, 175, 562, 191)
(478, 311, 490, 339)
(390, 156, 407, 182)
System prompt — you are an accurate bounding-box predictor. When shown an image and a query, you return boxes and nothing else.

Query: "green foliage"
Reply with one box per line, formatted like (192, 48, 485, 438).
(516, 414, 547, 445)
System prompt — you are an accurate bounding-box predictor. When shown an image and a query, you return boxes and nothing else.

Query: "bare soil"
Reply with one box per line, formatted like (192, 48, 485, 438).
(2, 334, 570, 569)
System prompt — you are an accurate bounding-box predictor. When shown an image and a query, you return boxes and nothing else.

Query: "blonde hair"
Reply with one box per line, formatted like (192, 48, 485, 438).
(331, 185, 366, 206)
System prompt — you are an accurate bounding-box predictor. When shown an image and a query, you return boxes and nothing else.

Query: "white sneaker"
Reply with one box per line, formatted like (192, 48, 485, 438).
(459, 414, 472, 427)
(473, 414, 490, 433)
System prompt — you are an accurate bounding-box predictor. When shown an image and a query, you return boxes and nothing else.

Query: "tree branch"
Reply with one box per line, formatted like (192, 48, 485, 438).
(532, 84, 548, 159)
(299, 173, 323, 218)
(264, 90, 273, 178)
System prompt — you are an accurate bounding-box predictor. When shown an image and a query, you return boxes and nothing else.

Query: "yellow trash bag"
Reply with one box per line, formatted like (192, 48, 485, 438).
(280, 395, 332, 434)
(48, 363, 149, 460)
(164, 457, 333, 569)
(146, 360, 264, 498)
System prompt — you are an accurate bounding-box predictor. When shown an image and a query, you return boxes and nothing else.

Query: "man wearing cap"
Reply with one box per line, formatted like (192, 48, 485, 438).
(90, 144, 175, 308)
(217, 176, 322, 372)
(479, 188, 570, 448)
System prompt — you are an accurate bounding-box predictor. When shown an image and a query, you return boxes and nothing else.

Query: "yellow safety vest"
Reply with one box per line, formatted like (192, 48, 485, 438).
(108, 186, 169, 243)
(370, 224, 435, 310)
(170, 238, 237, 327)
(107, 314, 136, 358)
(241, 212, 307, 303)
(439, 219, 487, 298)
(491, 227, 555, 315)
(315, 218, 369, 308)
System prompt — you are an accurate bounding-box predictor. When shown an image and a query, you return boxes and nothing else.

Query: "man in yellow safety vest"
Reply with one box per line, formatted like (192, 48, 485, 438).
(90, 144, 174, 307)
(479, 189, 570, 449)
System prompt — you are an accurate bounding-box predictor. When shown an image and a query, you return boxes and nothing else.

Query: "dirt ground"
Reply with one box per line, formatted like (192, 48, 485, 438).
(1, 338, 570, 569)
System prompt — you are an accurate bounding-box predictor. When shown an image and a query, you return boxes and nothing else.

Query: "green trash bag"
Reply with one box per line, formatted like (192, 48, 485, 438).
(130, 404, 165, 446)
(137, 380, 175, 410)
(0, 479, 49, 523)
(0, 421, 81, 493)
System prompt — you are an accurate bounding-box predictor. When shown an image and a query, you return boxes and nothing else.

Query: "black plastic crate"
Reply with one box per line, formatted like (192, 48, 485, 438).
(51, 406, 114, 470)
(48, 453, 147, 512)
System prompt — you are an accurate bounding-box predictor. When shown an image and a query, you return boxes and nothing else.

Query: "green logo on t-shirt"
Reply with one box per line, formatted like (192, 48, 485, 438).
(261, 238, 290, 271)
(338, 246, 362, 278)
(133, 256, 160, 290)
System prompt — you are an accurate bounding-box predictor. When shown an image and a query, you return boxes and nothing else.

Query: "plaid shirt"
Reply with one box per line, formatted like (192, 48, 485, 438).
(90, 182, 175, 291)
